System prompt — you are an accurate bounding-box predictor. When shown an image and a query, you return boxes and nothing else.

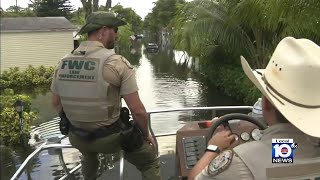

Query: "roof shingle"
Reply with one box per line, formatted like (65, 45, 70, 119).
(1, 17, 77, 32)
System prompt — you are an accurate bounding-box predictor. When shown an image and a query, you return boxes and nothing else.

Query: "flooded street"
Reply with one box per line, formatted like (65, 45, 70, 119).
(1, 47, 243, 180)
(133, 48, 242, 134)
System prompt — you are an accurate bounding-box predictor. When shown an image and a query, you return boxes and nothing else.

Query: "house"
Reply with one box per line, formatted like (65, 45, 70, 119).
(0, 17, 77, 71)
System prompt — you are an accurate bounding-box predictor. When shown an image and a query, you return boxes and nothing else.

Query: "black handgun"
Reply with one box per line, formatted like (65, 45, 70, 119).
(120, 107, 144, 152)
(120, 107, 132, 128)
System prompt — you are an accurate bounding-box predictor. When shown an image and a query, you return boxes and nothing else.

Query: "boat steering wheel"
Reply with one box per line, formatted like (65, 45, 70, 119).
(207, 113, 268, 144)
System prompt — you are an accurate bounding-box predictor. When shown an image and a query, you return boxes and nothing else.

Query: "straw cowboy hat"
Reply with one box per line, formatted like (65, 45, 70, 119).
(241, 37, 320, 138)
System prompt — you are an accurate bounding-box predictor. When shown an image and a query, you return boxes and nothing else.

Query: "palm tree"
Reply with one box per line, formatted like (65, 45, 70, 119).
(172, 0, 320, 68)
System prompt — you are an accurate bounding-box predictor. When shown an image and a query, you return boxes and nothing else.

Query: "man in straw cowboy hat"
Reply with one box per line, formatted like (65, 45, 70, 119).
(188, 37, 320, 180)
(51, 11, 160, 180)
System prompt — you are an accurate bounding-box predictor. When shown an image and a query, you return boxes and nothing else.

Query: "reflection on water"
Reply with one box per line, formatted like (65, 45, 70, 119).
(132, 47, 243, 134)
(1, 47, 244, 179)
(0, 138, 82, 180)
(0, 145, 40, 180)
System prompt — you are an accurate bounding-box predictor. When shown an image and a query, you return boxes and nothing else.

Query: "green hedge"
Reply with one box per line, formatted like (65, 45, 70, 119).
(0, 65, 54, 90)
(200, 54, 261, 105)
(0, 89, 38, 146)
(0, 66, 52, 146)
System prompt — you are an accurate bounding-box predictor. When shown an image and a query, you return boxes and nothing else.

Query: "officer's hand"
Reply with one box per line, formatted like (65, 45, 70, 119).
(144, 135, 156, 151)
(208, 130, 236, 151)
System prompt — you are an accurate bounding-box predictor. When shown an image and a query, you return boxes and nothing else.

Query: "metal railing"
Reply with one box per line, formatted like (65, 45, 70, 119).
(11, 143, 74, 180)
(10, 105, 253, 180)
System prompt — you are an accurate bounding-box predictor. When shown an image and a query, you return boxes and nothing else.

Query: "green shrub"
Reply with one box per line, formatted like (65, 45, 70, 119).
(117, 24, 134, 51)
(200, 53, 261, 105)
(0, 89, 38, 146)
(0, 65, 54, 90)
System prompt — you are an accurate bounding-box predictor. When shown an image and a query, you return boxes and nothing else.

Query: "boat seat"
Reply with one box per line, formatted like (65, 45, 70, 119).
(30, 117, 66, 156)
(266, 157, 320, 180)
(31, 117, 64, 142)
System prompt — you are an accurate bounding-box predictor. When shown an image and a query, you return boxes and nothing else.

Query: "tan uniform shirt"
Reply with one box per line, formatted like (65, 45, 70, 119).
(195, 123, 320, 180)
(51, 41, 138, 130)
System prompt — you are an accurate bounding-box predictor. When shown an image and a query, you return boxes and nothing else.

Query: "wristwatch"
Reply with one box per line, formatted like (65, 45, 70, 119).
(205, 145, 221, 153)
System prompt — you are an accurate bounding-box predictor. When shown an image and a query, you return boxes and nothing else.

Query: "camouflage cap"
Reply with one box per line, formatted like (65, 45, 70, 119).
(77, 11, 127, 35)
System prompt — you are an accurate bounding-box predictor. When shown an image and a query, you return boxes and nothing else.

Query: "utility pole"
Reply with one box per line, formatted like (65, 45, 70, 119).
(15, 0, 18, 12)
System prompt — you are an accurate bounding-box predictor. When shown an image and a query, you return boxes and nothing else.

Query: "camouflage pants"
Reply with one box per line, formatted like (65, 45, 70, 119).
(69, 132, 160, 180)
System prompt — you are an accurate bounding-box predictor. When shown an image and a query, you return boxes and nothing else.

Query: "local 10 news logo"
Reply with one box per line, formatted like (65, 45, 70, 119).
(272, 139, 297, 163)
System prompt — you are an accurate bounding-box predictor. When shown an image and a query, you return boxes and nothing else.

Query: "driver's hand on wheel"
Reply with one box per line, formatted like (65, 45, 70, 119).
(211, 117, 228, 131)
(208, 130, 236, 151)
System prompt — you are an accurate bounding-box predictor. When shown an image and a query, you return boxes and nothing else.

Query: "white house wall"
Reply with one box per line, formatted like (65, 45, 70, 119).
(1, 31, 74, 71)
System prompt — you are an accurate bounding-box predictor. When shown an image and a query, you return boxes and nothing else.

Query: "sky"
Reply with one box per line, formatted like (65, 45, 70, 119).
(0, 0, 155, 19)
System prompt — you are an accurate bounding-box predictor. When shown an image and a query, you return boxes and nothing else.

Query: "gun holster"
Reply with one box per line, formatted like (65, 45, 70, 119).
(59, 110, 70, 135)
(120, 107, 144, 152)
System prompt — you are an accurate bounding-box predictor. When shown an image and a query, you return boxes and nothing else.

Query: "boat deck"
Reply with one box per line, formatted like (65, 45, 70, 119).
(97, 135, 177, 180)
(98, 154, 177, 180)
(92, 135, 176, 180)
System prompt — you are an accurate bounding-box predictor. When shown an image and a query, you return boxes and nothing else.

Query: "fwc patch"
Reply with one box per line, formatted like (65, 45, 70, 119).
(207, 150, 233, 176)
(57, 57, 99, 82)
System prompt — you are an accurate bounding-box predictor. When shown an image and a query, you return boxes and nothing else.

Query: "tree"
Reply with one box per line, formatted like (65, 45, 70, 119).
(70, 7, 86, 25)
(106, 0, 112, 10)
(6, 5, 22, 13)
(31, 0, 74, 19)
(151, 0, 181, 28)
(93, 0, 99, 12)
(171, 0, 320, 68)
(80, 0, 91, 18)
(142, 0, 186, 43)
(143, 13, 160, 42)
(1, 6, 36, 17)
(111, 5, 143, 34)
(80, 0, 100, 18)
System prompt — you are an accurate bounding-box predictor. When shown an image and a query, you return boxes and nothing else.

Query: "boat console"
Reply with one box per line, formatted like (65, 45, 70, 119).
(175, 114, 266, 178)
